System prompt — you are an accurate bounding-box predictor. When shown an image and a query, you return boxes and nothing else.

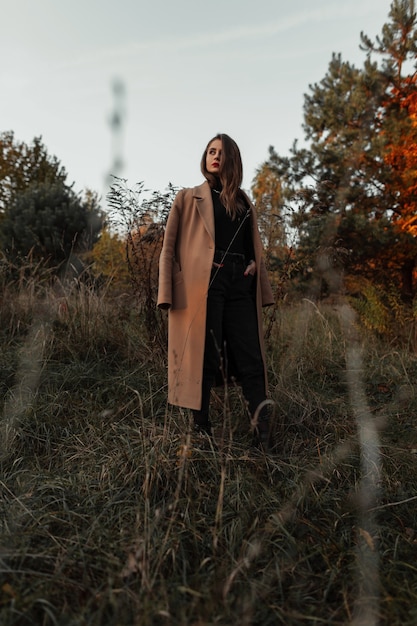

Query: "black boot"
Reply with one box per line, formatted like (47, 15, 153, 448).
(193, 411, 212, 437)
(254, 418, 273, 453)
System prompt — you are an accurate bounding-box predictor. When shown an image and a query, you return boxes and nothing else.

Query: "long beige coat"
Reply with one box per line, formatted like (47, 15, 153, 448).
(157, 180, 274, 410)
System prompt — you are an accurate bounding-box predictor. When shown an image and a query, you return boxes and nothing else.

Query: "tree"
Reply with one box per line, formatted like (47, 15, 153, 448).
(0, 181, 103, 267)
(251, 161, 285, 262)
(0, 131, 66, 215)
(383, 80, 417, 237)
(251, 160, 297, 298)
(265, 0, 417, 299)
(0, 132, 103, 269)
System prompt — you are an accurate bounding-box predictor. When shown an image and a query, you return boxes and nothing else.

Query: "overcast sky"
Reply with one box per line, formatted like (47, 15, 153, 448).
(2, 0, 392, 203)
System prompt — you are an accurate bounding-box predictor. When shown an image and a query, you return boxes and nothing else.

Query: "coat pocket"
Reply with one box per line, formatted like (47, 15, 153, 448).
(172, 261, 186, 309)
(173, 261, 183, 286)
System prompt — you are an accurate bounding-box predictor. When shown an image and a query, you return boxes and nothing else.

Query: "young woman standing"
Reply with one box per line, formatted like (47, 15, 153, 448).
(157, 133, 274, 448)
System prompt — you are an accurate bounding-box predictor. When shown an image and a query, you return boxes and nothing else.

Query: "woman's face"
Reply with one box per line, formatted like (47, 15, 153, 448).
(206, 139, 223, 174)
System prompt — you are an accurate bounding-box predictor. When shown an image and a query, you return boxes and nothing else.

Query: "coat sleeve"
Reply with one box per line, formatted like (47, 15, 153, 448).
(259, 258, 275, 307)
(157, 189, 184, 309)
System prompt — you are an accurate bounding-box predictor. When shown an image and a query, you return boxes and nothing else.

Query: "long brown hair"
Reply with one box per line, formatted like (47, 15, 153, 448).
(201, 133, 247, 219)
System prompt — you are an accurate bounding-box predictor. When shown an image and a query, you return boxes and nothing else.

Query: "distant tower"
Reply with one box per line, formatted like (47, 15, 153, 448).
(106, 78, 126, 187)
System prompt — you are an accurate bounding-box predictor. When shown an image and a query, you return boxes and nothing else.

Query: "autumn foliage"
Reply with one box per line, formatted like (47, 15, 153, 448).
(383, 77, 417, 237)
(251, 0, 417, 308)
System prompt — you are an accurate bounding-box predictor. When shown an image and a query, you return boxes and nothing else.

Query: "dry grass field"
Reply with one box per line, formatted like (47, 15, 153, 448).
(1, 274, 416, 625)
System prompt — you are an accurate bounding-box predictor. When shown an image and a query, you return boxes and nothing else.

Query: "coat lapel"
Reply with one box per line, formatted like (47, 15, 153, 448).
(193, 181, 215, 243)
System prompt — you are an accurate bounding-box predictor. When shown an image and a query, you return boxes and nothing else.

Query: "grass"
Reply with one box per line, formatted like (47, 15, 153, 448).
(1, 281, 417, 625)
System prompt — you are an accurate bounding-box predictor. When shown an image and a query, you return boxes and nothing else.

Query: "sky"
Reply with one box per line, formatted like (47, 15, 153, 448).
(1, 0, 393, 205)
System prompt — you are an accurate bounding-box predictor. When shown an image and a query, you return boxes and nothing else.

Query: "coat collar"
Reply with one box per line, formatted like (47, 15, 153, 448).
(192, 180, 215, 243)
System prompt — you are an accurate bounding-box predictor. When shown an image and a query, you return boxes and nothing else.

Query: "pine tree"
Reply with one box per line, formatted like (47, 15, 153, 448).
(266, 0, 417, 299)
(0, 181, 103, 267)
(0, 132, 103, 269)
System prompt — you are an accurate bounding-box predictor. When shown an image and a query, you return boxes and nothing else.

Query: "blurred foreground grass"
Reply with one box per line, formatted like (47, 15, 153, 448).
(0, 282, 417, 625)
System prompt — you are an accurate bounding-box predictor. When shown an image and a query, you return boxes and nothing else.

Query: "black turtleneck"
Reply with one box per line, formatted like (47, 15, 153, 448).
(211, 188, 254, 261)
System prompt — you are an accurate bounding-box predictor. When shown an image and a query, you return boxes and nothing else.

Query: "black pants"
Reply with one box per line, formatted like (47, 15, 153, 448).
(194, 249, 267, 426)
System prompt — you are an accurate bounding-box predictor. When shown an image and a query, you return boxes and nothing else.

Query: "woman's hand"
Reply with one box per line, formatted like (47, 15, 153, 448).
(244, 259, 256, 276)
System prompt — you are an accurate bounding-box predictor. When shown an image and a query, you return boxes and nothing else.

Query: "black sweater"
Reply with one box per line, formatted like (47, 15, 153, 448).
(211, 189, 254, 262)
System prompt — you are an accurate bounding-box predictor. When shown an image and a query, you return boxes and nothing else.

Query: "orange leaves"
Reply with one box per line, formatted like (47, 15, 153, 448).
(382, 76, 417, 236)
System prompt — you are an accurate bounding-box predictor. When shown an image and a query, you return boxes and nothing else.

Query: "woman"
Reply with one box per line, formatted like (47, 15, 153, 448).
(157, 133, 274, 448)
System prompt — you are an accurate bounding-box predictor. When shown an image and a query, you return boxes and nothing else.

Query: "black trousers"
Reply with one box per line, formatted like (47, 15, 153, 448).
(194, 249, 267, 426)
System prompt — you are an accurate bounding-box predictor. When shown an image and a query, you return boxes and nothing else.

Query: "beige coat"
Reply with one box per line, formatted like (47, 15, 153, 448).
(157, 181, 274, 410)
